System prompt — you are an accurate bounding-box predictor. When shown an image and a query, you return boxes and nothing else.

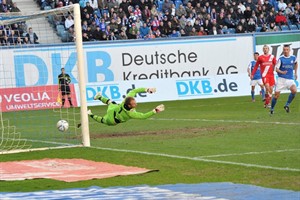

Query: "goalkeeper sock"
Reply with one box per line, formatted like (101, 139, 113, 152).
(251, 90, 255, 100)
(62, 98, 65, 106)
(99, 96, 111, 105)
(286, 93, 296, 106)
(90, 115, 104, 123)
(68, 97, 73, 106)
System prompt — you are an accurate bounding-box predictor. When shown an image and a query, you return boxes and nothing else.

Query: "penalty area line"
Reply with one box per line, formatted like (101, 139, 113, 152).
(150, 118, 300, 125)
(196, 149, 300, 158)
(90, 146, 300, 172)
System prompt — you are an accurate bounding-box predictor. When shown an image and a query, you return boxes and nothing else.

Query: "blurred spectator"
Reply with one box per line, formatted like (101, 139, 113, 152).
(189, 27, 198, 36)
(162, 0, 172, 13)
(10, 2, 20, 12)
(278, 0, 287, 11)
(29, 0, 300, 43)
(8, 29, 18, 44)
(257, 14, 266, 27)
(184, 21, 193, 35)
(247, 18, 256, 32)
(275, 10, 290, 30)
(260, 24, 269, 32)
(209, 26, 218, 35)
(266, 12, 276, 24)
(245, 0, 256, 11)
(179, 29, 187, 36)
(92, 26, 102, 40)
(244, 6, 252, 21)
(88, 0, 98, 10)
(109, 31, 117, 40)
(84, 2, 94, 15)
(139, 22, 149, 38)
(150, 4, 158, 17)
(238, 2, 246, 13)
(0, 0, 10, 12)
(119, 31, 128, 40)
(198, 27, 207, 36)
(236, 25, 246, 33)
(238, 18, 248, 31)
(146, 30, 155, 39)
(26, 27, 39, 44)
(65, 15, 74, 30)
(264, 0, 273, 12)
(285, 2, 294, 16)
(15, 36, 23, 45)
(269, 22, 278, 31)
(224, 14, 236, 28)
(170, 29, 179, 37)
(82, 32, 90, 41)
(288, 11, 299, 29)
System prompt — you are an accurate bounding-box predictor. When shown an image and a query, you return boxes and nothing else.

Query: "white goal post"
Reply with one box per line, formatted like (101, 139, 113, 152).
(0, 4, 90, 154)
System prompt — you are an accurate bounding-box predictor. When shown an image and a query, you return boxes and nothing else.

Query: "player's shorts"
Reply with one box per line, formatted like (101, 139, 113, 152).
(275, 77, 296, 92)
(262, 76, 275, 87)
(102, 104, 121, 126)
(250, 79, 263, 86)
(61, 86, 71, 96)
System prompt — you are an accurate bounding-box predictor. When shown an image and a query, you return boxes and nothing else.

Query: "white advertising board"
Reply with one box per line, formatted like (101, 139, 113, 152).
(75, 74, 250, 106)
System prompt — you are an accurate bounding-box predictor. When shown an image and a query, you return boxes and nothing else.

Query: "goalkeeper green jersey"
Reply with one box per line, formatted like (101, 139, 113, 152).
(91, 88, 156, 126)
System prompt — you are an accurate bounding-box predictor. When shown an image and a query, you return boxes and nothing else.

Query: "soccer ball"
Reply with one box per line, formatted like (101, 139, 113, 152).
(57, 120, 69, 132)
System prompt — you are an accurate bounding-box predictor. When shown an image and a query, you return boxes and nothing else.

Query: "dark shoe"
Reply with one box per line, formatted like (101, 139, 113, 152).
(284, 106, 290, 113)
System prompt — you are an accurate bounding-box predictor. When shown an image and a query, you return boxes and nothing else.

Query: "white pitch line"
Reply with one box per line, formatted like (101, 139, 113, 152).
(25, 139, 78, 146)
(195, 149, 300, 158)
(150, 118, 300, 125)
(90, 146, 300, 172)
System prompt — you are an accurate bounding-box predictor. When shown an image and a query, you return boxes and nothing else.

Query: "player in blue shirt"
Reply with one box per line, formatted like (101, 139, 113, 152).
(270, 45, 298, 114)
(247, 52, 265, 102)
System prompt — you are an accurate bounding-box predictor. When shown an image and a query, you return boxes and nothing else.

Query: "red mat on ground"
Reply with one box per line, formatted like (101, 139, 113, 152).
(0, 158, 153, 182)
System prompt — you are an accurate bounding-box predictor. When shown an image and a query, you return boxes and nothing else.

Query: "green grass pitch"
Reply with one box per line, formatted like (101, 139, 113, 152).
(0, 94, 299, 192)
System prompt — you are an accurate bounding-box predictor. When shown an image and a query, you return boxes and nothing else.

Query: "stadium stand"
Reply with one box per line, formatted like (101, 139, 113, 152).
(1, 0, 300, 43)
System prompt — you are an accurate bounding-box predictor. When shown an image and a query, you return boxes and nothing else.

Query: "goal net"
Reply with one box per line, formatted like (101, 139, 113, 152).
(0, 4, 90, 154)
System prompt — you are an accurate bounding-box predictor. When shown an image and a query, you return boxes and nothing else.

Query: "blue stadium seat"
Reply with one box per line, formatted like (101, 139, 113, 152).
(228, 28, 236, 34)
(281, 25, 289, 31)
(222, 29, 229, 34)
(175, 0, 182, 9)
(290, 25, 299, 30)
(256, 27, 262, 32)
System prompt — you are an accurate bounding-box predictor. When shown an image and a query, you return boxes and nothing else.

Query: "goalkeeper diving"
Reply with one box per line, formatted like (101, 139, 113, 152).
(87, 87, 165, 126)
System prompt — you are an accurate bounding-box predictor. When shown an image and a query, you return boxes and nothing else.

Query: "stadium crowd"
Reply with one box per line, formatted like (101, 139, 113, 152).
(0, 1, 41, 45)
(0, 0, 299, 44)
(39, 0, 300, 41)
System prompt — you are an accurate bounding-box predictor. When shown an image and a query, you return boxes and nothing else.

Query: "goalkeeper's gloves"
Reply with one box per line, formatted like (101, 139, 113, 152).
(153, 104, 165, 113)
(146, 88, 156, 94)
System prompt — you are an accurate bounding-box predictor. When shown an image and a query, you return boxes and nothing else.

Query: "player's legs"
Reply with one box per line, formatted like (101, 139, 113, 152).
(88, 103, 119, 126)
(251, 85, 255, 102)
(263, 76, 275, 108)
(94, 92, 112, 105)
(61, 91, 66, 108)
(67, 94, 73, 107)
(264, 83, 272, 107)
(66, 87, 73, 107)
(258, 79, 265, 101)
(284, 84, 297, 113)
(89, 113, 108, 125)
(270, 91, 280, 114)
